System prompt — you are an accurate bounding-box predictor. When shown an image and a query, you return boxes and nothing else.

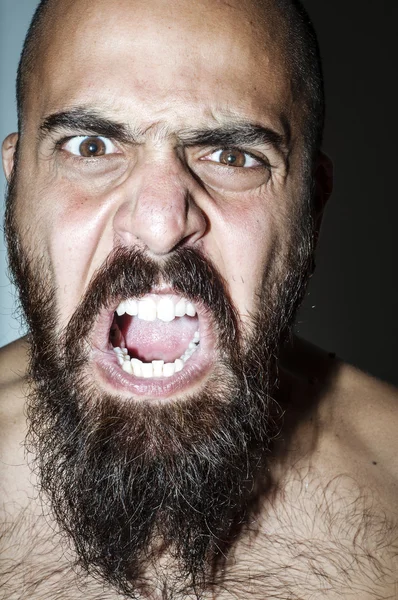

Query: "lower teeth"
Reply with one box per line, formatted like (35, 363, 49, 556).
(112, 331, 200, 378)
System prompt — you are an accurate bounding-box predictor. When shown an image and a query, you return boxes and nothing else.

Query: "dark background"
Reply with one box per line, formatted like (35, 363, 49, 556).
(296, 0, 398, 385)
(0, 0, 397, 385)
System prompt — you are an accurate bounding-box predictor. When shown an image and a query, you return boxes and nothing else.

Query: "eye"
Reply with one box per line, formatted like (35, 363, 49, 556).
(62, 136, 117, 157)
(204, 148, 263, 168)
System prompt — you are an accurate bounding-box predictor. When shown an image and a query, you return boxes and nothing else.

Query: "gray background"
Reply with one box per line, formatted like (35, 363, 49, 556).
(0, 0, 397, 385)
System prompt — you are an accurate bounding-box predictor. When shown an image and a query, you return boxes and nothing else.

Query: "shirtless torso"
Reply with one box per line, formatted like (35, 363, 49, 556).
(1, 337, 397, 599)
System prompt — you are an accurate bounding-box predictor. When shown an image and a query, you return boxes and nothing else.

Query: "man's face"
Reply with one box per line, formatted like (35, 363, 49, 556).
(3, 0, 315, 595)
(6, 0, 306, 401)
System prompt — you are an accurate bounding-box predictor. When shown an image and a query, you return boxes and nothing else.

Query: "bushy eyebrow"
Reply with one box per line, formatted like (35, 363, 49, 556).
(39, 107, 289, 158)
(39, 109, 133, 143)
(179, 124, 287, 155)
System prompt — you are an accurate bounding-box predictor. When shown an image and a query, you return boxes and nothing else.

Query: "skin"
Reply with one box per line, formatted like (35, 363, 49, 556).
(1, 0, 398, 597)
(6, 0, 301, 333)
(3, 0, 323, 401)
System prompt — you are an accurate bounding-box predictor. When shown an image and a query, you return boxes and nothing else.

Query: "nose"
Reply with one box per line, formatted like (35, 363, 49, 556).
(113, 160, 207, 256)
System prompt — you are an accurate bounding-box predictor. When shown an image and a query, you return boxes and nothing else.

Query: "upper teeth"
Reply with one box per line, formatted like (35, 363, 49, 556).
(116, 296, 197, 322)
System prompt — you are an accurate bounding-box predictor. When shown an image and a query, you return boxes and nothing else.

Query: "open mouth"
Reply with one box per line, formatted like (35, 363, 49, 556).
(92, 292, 215, 396)
(111, 294, 200, 378)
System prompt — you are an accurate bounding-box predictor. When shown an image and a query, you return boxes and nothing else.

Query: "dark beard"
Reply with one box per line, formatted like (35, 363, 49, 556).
(5, 167, 315, 598)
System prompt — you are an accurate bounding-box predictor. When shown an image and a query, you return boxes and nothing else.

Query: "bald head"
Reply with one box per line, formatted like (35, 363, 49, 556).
(16, 0, 324, 161)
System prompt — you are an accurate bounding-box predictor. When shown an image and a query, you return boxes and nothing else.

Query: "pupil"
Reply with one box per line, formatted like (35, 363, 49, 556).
(88, 142, 98, 154)
(227, 154, 237, 164)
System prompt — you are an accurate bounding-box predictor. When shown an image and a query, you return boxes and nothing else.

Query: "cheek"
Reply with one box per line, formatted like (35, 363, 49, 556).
(208, 197, 282, 320)
(21, 177, 118, 328)
(56, 194, 117, 323)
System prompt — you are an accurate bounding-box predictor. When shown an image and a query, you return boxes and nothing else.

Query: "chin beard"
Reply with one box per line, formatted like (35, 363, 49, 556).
(5, 169, 315, 598)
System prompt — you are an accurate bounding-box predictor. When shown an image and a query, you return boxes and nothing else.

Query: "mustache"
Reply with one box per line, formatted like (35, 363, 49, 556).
(64, 245, 241, 353)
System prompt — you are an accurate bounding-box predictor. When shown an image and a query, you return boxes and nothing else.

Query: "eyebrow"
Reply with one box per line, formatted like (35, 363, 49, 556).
(39, 109, 133, 143)
(39, 107, 289, 157)
(179, 124, 287, 155)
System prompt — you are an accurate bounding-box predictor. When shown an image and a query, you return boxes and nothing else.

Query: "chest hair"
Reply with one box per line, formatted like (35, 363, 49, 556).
(1, 473, 398, 600)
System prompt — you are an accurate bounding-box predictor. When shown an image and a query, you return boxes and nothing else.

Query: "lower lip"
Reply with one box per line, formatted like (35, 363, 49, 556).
(92, 347, 214, 400)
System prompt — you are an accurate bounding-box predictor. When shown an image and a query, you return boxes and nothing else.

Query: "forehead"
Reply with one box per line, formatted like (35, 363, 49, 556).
(27, 0, 294, 134)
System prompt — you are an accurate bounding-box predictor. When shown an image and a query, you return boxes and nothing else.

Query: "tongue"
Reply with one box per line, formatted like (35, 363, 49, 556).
(119, 315, 198, 362)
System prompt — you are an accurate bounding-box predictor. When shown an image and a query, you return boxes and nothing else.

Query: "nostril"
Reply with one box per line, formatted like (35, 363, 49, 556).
(171, 230, 204, 253)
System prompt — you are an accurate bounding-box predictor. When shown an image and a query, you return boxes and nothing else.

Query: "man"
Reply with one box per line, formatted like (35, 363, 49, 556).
(0, 0, 397, 598)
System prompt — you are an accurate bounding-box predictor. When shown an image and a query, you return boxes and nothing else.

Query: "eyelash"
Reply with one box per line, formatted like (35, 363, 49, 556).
(55, 135, 271, 170)
(56, 135, 117, 155)
(203, 148, 270, 169)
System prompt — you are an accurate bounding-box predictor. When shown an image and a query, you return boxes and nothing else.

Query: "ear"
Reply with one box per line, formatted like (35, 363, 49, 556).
(313, 151, 333, 241)
(2, 133, 19, 180)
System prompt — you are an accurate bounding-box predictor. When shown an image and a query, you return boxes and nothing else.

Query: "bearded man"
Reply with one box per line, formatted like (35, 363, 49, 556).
(0, 0, 397, 598)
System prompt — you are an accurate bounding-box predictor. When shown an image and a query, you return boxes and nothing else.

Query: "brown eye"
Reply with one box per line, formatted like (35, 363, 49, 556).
(218, 149, 247, 167)
(79, 137, 106, 157)
(63, 135, 117, 157)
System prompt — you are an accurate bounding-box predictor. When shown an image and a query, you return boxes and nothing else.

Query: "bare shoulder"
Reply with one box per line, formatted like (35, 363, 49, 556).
(0, 336, 29, 386)
(0, 337, 29, 425)
(281, 337, 398, 512)
(325, 354, 398, 459)
(334, 360, 398, 460)
(0, 337, 31, 514)
(327, 358, 398, 506)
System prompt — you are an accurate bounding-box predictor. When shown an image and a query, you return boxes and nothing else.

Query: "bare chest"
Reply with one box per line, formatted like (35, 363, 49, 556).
(1, 481, 397, 600)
